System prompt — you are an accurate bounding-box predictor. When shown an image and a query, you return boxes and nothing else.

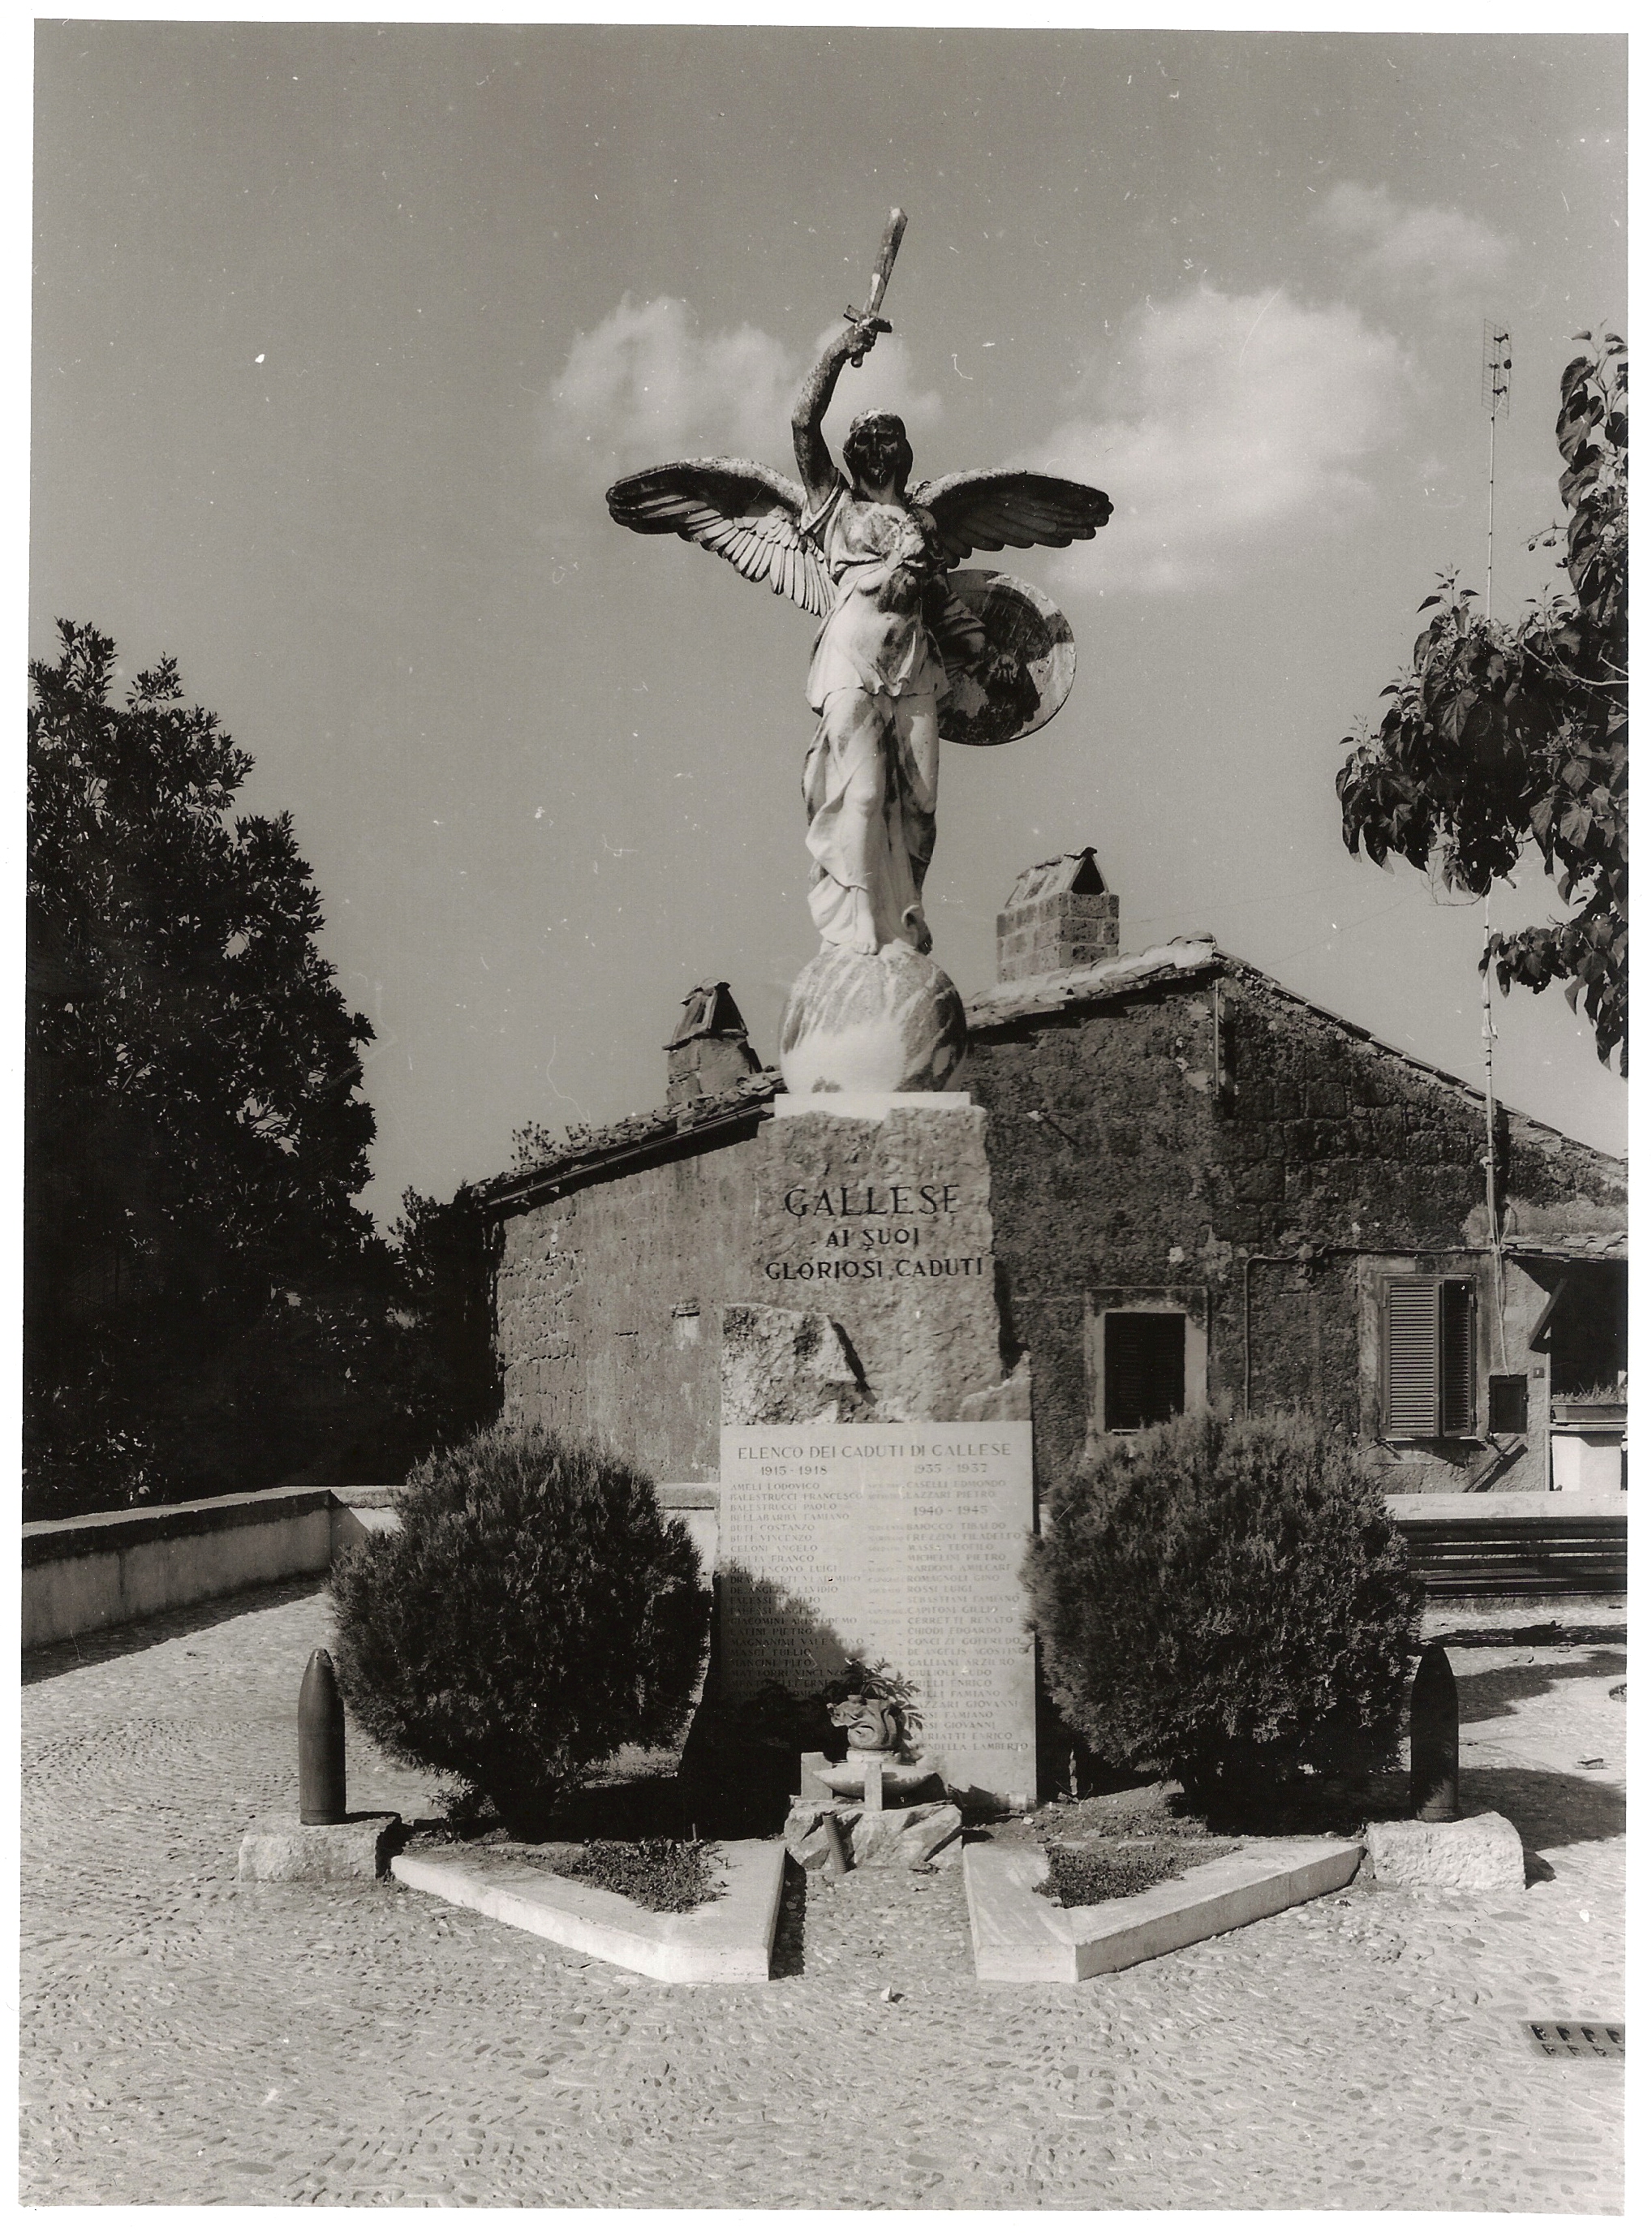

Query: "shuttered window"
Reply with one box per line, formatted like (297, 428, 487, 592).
(1103, 1313, 1186, 1430)
(1384, 1279, 1477, 1438)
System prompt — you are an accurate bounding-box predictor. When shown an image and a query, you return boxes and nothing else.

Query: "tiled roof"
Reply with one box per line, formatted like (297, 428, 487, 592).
(1503, 1231, 1628, 1262)
(965, 936, 1218, 1029)
(482, 1068, 781, 1210)
(486, 935, 1626, 1208)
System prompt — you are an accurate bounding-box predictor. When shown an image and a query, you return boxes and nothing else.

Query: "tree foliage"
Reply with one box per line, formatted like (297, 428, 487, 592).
(388, 1182, 503, 1459)
(26, 622, 394, 1514)
(1336, 331, 1627, 1071)
(26, 624, 508, 1518)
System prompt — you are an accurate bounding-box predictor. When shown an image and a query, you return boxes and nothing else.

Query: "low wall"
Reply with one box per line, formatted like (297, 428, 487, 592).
(24, 1482, 719, 1652)
(22, 1486, 402, 1651)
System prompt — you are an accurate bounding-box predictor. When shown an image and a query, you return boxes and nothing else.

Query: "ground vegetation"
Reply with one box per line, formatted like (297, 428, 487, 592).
(559, 1838, 722, 1912)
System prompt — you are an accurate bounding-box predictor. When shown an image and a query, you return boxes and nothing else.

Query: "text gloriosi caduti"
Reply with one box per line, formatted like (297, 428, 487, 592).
(772, 1177, 977, 1279)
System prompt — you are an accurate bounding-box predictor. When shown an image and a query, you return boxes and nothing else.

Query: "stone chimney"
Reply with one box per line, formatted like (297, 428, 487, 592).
(996, 849, 1120, 983)
(665, 982, 762, 1104)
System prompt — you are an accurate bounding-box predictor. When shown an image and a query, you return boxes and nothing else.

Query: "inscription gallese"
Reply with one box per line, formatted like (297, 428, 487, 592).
(765, 1172, 984, 1284)
(719, 1423, 1036, 1802)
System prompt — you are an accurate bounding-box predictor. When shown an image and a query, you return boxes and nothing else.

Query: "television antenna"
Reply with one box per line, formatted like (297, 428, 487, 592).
(1482, 321, 1512, 617)
(1479, 321, 1512, 1373)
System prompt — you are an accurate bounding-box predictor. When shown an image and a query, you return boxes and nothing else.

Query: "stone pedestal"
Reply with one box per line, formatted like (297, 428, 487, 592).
(735, 1095, 1020, 1421)
(718, 1094, 1036, 1806)
(237, 1812, 402, 1882)
(1362, 1812, 1527, 1893)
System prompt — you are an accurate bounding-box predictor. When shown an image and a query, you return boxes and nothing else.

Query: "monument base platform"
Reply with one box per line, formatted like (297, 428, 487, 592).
(391, 1840, 785, 1983)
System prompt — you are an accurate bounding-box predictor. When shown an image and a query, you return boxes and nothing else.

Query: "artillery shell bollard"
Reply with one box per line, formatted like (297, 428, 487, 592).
(238, 1647, 400, 1881)
(299, 1645, 347, 1825)
(1409, 1642, 1460, 1823)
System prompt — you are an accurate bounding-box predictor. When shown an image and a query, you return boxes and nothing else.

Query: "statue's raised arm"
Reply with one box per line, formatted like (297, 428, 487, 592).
(792, 316, 891, 517)
(794, 207, 906, 510)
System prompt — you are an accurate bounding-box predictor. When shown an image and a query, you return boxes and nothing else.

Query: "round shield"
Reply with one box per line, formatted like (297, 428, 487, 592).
(938, 570, 1078, 747)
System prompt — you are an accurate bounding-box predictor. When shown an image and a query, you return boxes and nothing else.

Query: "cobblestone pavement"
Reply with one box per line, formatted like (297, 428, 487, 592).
(21, 1587, 1624, 2208)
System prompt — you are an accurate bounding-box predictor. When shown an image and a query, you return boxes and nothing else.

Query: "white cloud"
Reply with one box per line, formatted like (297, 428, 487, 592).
(540, 295, 940, 489)
(1315, 182, 1512, 299)
(1025, 286, 1413, 596)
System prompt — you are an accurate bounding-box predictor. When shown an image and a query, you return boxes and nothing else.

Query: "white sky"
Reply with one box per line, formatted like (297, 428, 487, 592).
(25, 16, 1629, 1223)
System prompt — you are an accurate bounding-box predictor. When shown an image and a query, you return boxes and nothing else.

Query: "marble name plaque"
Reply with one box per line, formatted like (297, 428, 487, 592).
(718, 1421, 1037, 1803)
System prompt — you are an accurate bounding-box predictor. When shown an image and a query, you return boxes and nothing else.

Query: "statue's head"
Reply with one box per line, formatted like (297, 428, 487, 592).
(844, 411, 913, 497)
(829, 1693, 902, 1753)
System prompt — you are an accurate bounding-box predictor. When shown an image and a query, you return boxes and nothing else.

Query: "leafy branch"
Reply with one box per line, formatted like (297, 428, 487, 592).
(1336, 331, 1628, 1072)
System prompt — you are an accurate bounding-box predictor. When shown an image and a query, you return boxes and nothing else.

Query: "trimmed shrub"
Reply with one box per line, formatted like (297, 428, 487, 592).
(332, 1424, 710, 1836)
(1022, 1410, 1422, 1808)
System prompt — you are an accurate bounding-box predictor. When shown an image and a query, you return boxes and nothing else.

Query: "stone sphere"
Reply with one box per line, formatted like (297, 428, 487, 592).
(779, 941, 968, 1094)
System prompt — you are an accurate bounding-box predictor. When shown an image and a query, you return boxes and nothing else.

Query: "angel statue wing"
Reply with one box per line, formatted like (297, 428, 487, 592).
(909, 470, 1112, 564)
(605, 458, 832, 618)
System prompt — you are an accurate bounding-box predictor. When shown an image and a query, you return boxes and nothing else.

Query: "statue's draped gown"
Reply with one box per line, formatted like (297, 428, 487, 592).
(801, 478, 949, 956)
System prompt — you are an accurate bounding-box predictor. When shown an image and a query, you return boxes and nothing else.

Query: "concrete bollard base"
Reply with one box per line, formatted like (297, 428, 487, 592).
(1362, 1811, 1526, 1893)
(237, 1812, 402, 1883)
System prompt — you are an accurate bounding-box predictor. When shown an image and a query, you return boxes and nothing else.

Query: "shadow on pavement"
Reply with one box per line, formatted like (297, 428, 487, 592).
(1454, 1649, 1628, 1724)
(1462, 1764, 1626, 1853)
(769, 1859, 808, 1978)
(22, 1576, 327, 1687)
(1363, 1761, 1624, 1860)
(1427, 1617, 1626, 1649)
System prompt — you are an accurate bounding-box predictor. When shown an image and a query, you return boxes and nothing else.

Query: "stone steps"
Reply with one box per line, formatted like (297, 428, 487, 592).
(1397, 1514, 1627, 1598)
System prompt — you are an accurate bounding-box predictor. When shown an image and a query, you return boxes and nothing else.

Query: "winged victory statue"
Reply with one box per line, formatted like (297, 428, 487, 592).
(606, 211, 1112, 1095)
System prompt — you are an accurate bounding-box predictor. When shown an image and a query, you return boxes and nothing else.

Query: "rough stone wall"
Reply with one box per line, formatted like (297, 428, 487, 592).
(1503, 1124, 1630, 1240)
(957, 983, 1223, 1490)
(1217, 976, 1482, 1245)
(493, 1132, 762, 1486)
(959, 963, 1625, 1498)
(493, 957, 1624, 1506)
(1215, 970, 1623, 1244)
(1243, 1256, 1362, 1431)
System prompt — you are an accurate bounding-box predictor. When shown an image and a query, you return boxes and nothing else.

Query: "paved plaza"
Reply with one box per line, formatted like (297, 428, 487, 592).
(21, 1583, 1624, 2209)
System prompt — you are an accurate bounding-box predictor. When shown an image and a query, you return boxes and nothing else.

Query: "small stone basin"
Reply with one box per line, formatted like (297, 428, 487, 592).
(817, 1751, 940, 1800)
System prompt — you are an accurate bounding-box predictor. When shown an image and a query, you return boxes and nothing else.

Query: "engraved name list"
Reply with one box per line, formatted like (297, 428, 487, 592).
(719, 1422, 1037, 1801)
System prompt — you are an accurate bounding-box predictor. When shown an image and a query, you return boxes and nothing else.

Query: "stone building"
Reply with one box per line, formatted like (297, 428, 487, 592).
(484, 850, 1626, 1542)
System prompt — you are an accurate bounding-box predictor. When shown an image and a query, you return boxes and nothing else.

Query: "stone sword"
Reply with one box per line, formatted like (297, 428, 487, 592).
(845, 205, 908, 364)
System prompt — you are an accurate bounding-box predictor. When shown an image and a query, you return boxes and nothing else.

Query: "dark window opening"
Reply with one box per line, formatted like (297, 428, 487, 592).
(1488, 1374, 1529, 1435)
(1104, 1313, 1185, 1430)
(1384, 1277, 1477, 1438)
(1547, 1265, 1628, 1397)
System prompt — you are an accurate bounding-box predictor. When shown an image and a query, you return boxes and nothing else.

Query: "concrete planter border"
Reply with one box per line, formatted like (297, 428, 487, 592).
(390, 1839, 786, 1983)
(963, 1835, 1365, 1983)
